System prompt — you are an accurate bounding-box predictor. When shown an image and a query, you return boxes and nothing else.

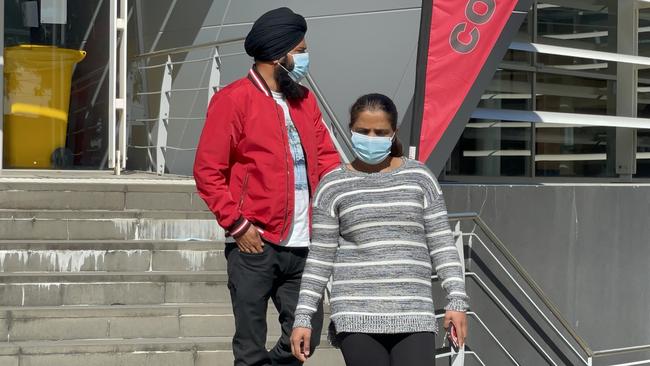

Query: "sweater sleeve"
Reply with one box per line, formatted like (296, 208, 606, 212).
(293, 206, 339, 329)
(422, 176, 469, 312)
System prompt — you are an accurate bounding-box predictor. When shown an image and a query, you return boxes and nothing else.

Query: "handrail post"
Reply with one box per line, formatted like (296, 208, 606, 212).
(119, 0, 128, 170)
(109, 0, 128, 174)
(208, 46, 221, 102)
(152, 56, 172, 175)
(453, 221, 466, 275)
(108, 0, 117, 171)
(466, 224, 474, 272)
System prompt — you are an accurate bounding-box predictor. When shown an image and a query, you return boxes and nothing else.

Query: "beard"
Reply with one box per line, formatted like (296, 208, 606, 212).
(274, 59, 307, 100)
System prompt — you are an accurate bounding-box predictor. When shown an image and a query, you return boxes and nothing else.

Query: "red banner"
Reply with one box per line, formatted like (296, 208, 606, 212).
(418, 0, 518, 162)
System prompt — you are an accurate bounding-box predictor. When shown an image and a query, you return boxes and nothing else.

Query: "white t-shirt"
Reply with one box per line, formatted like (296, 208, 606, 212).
(272, 91, 310, 248)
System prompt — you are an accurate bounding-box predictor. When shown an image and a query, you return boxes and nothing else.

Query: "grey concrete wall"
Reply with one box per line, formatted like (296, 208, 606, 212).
(440, 183, 650, 365)
(128, 0, 421, 174)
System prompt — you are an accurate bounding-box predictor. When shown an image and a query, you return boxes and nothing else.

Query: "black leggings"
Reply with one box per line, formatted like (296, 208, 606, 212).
(338, 332, 436, 366)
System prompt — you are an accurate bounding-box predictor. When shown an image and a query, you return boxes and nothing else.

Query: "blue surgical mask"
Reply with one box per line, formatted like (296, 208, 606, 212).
(281, 52, 309, 82)
(351, 131, 394, 165)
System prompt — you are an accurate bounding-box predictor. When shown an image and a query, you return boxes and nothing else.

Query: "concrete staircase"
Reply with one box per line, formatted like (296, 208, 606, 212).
(0, 176, 342, 366)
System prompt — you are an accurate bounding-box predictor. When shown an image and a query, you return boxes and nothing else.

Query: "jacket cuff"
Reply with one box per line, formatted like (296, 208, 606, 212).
(445, 298, 470, 312)
(292, 314, 313, 329)
(227, 216, 251, 238)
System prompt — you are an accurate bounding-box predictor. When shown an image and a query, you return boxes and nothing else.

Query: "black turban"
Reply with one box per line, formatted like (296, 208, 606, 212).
(245, 7, 307, 62)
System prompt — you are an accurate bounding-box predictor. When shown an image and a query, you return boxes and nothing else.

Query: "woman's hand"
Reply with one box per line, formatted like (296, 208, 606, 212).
(444, 310, 468, 346)
(291, 327, 312, 362)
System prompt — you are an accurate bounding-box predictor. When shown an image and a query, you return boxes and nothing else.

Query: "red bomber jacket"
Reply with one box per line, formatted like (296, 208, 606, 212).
(193, 67, 341, 244)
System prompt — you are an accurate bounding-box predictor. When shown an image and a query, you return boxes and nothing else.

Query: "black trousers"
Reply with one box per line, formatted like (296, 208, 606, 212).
(225, 243, 324, 366)
(338, 332, 436, 366)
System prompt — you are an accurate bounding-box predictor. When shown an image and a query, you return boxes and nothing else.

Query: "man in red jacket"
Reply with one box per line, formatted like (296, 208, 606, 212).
(193, 7, 340, 366)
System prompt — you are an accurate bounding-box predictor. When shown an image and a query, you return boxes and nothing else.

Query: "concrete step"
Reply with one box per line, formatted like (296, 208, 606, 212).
(0, 241, 226, 272)
(0, 271, 230, 306)
(0, 209, 215, 220)
(0, 215, 223, 241)
(0, 303, 332, 342)
(0, 337, 344, 366)
(0, 181, 209, 212)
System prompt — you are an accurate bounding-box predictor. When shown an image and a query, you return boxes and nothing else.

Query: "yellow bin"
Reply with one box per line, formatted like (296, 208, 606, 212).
(3, 45, 86, 168)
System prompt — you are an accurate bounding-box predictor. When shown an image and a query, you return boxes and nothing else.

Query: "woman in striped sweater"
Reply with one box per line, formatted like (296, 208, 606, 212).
(290, 94, 469, 366)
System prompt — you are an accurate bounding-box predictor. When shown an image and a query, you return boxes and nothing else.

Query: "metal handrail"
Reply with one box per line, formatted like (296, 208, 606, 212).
(434, 311, 518, 365)
(135, 37, 357, 171)
(449, 212, 650, 365)
(594, 345, 650, 358)
(138, 52, 245, 70)
(467, 311, 521, 365)
(449, 212, 594, 357)
(464, 231, 588, 364)
(463, 272, 558, 365)
(304, 72, 356, 159)
(474, 214, 593, 356)
(431, 270, 555, 366)
(134, 36, 246, 59)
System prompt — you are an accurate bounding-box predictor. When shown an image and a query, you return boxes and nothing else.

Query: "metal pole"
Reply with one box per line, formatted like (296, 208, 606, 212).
(0, 0, 4, 171)
(530, 2, 538, 178)
(615, 0, 638, 180)
(108, 0, 117, 170)
(153, 57, 172, 175)
(593, 344, 650, 358)
(304, 72, 354, 162)
(119, 0, 128, 169)
(409, 0, 434, 160)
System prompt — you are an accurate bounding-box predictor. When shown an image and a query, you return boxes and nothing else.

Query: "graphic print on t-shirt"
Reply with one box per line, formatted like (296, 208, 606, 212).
(285, 122, 308, 191)
(272, 91, 310, 248)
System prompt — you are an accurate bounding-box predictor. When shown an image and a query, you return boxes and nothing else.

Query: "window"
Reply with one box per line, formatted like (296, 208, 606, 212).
(445, 1, 650, 180)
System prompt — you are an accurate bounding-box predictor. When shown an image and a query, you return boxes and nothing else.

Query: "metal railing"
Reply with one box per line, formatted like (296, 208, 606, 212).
(130, 37, 247, 174)
(304, 73, 355, 163)
(134, 37, 245, 60)
(447, 213, 650, 366)
(131, 36, 355, 174)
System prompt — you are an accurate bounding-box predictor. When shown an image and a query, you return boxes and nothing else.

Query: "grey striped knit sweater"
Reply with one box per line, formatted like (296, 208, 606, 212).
(293, 158, 469, 336)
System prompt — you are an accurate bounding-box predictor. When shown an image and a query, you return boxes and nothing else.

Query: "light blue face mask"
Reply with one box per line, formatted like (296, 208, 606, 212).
(281, 52, 310, 82)
(351, 131, 394, 165)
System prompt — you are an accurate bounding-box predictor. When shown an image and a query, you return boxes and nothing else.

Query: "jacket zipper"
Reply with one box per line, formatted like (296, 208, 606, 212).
(274, 102, 291, 240)
(287, 108, 314, 238)
(238, 169, 250, 210)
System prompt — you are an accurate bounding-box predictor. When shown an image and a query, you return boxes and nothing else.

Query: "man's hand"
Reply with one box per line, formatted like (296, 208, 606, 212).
(291, 327, 312, 362)
(234, 225, 264, 253)
(444, 310, 468, 347)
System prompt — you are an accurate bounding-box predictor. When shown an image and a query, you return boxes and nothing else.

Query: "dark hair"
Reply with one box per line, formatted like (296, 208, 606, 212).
(349, 93, 403, 157)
